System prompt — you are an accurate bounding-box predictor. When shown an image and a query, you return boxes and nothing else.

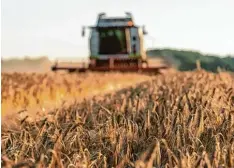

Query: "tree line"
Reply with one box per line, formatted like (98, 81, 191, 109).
(147, 48, 234, 72)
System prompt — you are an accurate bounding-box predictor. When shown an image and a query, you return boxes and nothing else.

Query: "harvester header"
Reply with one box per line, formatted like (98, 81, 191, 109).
(51, 12, 168, 73)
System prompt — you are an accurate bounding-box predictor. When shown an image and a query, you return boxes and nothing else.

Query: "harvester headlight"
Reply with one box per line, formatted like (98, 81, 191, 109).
(127, 21, 133, 26)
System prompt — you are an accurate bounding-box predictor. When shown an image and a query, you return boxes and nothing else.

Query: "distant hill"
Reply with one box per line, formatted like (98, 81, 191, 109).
(147, 49, 234, 72)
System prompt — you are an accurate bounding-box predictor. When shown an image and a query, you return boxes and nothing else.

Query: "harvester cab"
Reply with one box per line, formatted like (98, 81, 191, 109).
(51, 12, 168, 73)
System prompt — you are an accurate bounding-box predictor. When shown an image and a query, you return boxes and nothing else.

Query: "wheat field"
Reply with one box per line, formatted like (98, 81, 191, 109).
(1, 72, 151, 118)
(1, 70, 234, 168)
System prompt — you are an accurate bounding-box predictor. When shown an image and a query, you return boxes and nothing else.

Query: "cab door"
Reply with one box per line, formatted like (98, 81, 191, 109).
(89, 29, 99, 57)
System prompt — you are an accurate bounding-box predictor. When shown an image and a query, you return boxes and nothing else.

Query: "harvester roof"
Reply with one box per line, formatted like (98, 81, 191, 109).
(96, 13, 136, 28)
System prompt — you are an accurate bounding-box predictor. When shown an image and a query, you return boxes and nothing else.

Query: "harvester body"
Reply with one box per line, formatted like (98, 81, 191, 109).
(51, 13, 168, 73)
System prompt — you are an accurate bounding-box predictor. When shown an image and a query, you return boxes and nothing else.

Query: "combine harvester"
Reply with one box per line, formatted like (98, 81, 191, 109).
(51, 12, 168, 73)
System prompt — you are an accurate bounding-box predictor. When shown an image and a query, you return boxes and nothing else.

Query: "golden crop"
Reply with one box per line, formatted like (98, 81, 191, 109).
(1, 70, 234, 168)
(1, 72, 150, 117)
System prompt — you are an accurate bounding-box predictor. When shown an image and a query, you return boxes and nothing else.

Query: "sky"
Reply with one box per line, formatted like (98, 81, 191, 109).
(1, 0, 234, 60)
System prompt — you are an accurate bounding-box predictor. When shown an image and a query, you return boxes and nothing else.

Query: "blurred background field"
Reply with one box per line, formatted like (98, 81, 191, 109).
(1, 71, 152, 119)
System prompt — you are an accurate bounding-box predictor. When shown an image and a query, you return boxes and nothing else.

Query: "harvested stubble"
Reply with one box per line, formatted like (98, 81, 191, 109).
(1, 70, 234, 168)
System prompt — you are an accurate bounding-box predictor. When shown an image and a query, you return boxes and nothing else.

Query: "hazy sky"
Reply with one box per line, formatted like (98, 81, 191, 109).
(2, 0, 234, 59)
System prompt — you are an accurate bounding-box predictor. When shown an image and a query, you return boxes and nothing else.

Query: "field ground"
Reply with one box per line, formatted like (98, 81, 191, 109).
(1, 70, 234, 167)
